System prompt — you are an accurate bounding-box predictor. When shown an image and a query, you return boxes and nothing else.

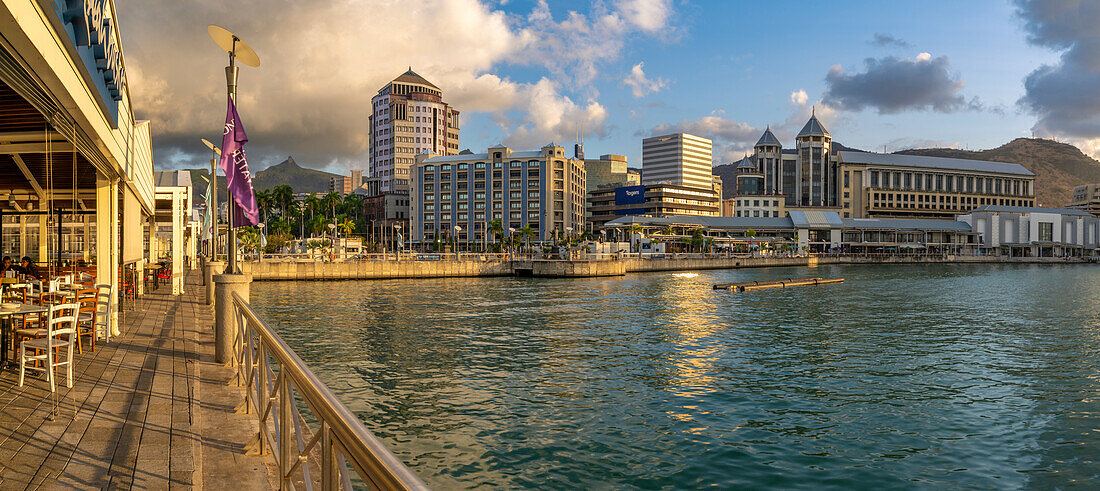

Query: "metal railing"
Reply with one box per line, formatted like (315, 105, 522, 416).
(231, 292, 428, 491)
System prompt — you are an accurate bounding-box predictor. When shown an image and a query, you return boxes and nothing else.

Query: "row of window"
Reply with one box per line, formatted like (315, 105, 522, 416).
(867, 170, 1031, 197)
(733, 210, 777, 217)
(423, 212, 542, 223)
(871, 192, 1034, 210)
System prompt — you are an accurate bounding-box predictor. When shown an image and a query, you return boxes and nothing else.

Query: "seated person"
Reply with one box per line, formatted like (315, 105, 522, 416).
(1, 256, 22, 278)
(18, 257, 42, 280)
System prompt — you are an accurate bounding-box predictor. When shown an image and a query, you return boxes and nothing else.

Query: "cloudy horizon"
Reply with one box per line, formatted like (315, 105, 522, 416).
(118, 0, 1100, 175)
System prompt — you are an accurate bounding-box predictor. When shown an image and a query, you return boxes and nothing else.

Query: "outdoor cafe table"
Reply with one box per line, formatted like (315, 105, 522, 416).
(0, 303, 48, 369)
(144, 264, 163, 289)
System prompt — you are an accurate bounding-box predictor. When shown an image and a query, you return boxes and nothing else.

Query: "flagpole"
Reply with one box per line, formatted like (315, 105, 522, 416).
(225, 41, 239, 273)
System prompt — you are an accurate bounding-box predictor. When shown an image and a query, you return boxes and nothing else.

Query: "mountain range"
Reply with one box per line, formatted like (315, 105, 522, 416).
(186, 156, 343, 196)
(712, 138, 1100, 206)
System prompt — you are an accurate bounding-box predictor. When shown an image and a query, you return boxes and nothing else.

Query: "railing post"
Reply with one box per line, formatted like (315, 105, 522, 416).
(280, 375, 293, 490)
(321, 421, 336, 491)
(257, 341, 268, 456)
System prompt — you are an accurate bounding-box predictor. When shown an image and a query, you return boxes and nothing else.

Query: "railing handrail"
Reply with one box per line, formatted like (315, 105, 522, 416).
(231, 292, 428, 490)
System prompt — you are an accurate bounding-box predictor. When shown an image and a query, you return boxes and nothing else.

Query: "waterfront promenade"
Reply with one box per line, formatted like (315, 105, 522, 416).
(239, 253, 1094, 280)
(0, 270, 277, 489)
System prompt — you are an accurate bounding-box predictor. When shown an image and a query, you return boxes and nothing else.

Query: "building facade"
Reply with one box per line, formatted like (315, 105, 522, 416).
(724, 155, 786, 218)
(587, 183, 722, 230)
(1068, 183, 1100, 216)
(641, 133, 714, 190)
(329, 170, 364, 195)
(584, 153, 638, 194)
(368, 68, 460, 192)
(745, 116, 1037, 219)
(958, 205, 1099, 257)
(410, 144, 586, 246)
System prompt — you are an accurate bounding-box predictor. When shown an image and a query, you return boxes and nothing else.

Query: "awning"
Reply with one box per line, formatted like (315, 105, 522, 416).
(122, 188, 143, 264)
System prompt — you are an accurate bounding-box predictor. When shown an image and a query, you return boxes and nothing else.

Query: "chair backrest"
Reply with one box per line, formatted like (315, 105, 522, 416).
(47, 303, 78, 345)
(57, 274, 73, 285)
(94, 284, 113, 322)
(40, 291, 67, 305)
(4, 283, 28, 303)
(28, 279, 42, 295)
(48, 278, 61, 292)
(76, 288, 97, 301)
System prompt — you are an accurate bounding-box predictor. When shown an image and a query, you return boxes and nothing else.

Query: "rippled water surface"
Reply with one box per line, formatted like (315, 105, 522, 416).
(250, 264, 1100, 489)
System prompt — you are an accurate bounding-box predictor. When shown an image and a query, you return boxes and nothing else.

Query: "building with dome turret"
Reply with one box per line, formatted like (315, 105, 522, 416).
(369, 68, 461, 192)
(744, 112, 1036, 219)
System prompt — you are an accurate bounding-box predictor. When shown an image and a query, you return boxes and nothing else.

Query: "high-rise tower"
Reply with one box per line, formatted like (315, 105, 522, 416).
(794, 109, 834, 206)
(753, 126, 782, 195)
(368, 68, 460, 192)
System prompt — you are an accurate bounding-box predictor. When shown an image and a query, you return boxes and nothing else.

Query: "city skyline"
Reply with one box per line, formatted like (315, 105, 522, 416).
(119, 1, 1093, 177)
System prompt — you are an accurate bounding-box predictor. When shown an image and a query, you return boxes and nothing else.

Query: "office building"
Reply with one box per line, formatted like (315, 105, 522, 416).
(587, 183, 722, 230)
(641, 133, 714, 190)
(959, 205, 1099, 257)
(745, 115, 1037, 219)
(410, 144, 586, 245)
(584, 153, 638, 194)
(329, 169, 364, 195)
(369, 68, 460, 192)
(1068, 184, 1100, 216)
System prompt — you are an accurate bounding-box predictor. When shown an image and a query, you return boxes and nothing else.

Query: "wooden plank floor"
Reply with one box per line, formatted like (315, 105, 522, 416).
(0, 269, 278, 490)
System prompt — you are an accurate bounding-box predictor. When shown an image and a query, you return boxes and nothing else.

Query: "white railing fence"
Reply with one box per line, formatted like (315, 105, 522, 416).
(231, 293, 428, 491)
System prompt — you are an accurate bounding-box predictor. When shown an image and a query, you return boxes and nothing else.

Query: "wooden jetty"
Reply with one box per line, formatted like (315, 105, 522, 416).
(713, 277, 845, 292)
(0, 269, 278, 489)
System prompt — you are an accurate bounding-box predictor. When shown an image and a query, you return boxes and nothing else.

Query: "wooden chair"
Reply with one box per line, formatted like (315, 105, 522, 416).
(75, 289, 98, 354)
(18, 303, 78, 392)
(93, 284, 113, 344)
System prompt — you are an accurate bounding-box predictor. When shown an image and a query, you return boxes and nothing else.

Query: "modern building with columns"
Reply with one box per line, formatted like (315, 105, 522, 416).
(0, 0, 158, 334)
(746, 114, 1036, 219)
(958, 205, 1099, 257)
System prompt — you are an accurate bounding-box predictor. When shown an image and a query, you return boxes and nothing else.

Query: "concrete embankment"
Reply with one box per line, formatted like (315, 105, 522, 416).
(240, 255, 1090, 281)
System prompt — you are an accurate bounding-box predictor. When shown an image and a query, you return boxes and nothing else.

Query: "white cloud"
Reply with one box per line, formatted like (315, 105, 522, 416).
(646, 114, 760, 164)
(499, 79, 610, 148)
(118, 0, 675, 171)
(615, 0, 673, 32)
(790, 89, 809, 106)
(915, 52, 932, 62)
(624, 62, 667, 98)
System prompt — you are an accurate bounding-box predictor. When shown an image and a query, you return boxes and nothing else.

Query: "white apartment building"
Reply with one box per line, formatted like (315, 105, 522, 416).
(641, 133, 714, 190)
(368, 68, 460, 192)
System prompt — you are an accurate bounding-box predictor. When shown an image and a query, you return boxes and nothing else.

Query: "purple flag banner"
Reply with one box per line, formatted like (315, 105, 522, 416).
(218, 99, 259, 227)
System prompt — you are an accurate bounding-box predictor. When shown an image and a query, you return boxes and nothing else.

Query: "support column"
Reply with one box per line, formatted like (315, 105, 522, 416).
(172, 191, 183, 295)
(37, 215, 46, 262)
(213, 273, 250, 364)
(96, 175, 119, 337)
(205, 260, 224, 305)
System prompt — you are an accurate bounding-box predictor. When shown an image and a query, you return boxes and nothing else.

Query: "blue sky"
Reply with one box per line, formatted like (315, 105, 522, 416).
(123, 0, 1096, 174)
(460, 0, 1060, 166)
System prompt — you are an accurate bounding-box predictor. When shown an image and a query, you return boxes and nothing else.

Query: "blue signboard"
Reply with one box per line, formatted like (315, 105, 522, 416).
(53, 0, 125, 122)
(615, 185, 646, 215)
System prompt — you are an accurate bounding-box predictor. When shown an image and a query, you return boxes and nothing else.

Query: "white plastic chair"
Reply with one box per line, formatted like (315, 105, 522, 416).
(92, 284, 113, 344)
(18, 303, 77, 392)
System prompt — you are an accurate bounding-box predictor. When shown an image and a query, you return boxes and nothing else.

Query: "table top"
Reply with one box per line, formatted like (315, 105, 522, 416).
(0, 303, 48, 316)
(144, 264, 164, 270)
(1, 278, 20, 284)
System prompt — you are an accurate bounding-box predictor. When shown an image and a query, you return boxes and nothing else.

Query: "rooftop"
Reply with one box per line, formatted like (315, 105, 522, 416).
(967, 205, 1094, 216)
(153, 170, 192, 188)
(605, 215, 794, 229)
(392, 67, 439, 90)
(796, 111, 831, 139)
(837, 151, 1035, 176)
(755, 127, 781, 147)
(843, 217, 973, 231)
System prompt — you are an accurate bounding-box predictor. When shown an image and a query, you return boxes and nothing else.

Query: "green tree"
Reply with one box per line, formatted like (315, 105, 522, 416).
(518, 225, 535, 253)
(322, 191, 341, 219)
(337, 216, 355, 236)
(272, 184, 294, 218)
(305, 193, 321, 221)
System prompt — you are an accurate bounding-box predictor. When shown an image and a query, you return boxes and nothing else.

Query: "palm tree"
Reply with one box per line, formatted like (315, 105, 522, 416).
(337, 216, 355, 236)
(272, 184, 293, 218)
(305, 193, 321, 221)
(341, 193, 362, 222)
(254, 189, 272, 224)
(322, 192, 340, 219)
(309, 215, 332, 237)
(518, 225, 535, 253)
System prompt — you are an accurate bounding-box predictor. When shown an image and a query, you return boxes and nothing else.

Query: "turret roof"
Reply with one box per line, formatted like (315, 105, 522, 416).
(796, 108, 831, 139)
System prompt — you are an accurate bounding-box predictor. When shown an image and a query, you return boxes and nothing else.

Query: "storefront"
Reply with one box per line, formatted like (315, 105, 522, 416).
(0, 0, 155, 333)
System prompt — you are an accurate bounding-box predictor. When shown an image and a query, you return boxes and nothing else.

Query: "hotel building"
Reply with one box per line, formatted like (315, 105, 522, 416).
(368, 68, 460, 192)
(1068, 184, 1100, 216)
(329, 170, 364, 195)
(410, 144, 586, 245)
(744, 115, 1037, 219)
(641, 133, 714, 189)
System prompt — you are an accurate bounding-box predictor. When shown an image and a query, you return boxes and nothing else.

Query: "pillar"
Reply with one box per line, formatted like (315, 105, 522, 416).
(213, 273, 251, 364)
(205, 260, 224, 305)
(96, 174, 119, 337)
(170, 191, 183, 295)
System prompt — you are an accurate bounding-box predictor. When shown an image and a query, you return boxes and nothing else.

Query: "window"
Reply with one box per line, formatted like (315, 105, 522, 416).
(493, 192, 502, 199)
(844, 171, 850, 188)
(870, 171, 879, 187)
(510, 192, 522, 199)
(1039, 222, 1053, 242)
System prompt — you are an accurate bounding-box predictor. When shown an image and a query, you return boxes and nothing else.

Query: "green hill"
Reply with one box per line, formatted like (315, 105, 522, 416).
(185, 156, 342, 198)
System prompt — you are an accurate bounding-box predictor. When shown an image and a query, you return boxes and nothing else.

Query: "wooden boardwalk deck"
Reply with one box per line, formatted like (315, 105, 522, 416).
(0, 269, 277, 489)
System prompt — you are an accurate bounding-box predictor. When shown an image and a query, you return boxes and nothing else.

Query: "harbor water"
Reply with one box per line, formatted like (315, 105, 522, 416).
(250, 263, 1100, 488)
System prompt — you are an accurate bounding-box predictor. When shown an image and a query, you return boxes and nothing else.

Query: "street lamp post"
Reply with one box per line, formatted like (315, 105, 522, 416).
(393, 223, 402, 260)
(508, 227, 515, 260)
(257, 222, 265, 262)
(454, 225, 462, 258)
(327, 222, 336, 261)
(208, 25, 259, 274)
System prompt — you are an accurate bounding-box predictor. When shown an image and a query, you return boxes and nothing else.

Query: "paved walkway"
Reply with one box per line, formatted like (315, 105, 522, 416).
(0, 269, 277, 489)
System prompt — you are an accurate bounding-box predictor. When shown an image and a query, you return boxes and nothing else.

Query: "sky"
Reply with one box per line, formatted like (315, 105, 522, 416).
(116, 0, 1100, 175)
